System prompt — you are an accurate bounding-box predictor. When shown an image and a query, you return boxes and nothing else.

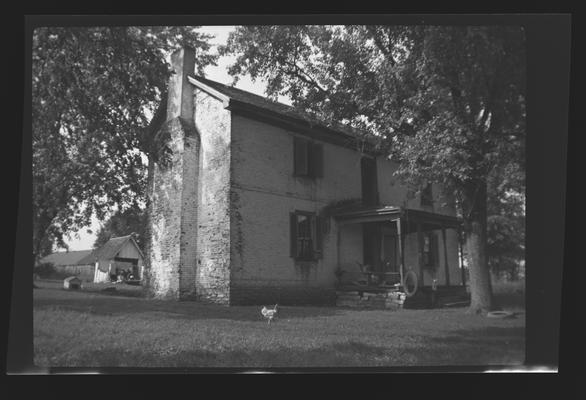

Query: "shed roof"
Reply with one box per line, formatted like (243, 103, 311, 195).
(79, 235, 144, 264)
(333, 205, 462, 232)
(39, 250, 93, 266)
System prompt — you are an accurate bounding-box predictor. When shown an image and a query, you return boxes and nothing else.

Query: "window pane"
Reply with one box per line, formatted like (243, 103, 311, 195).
(297, 214, 310, 237)
(293, 212, 317, 260)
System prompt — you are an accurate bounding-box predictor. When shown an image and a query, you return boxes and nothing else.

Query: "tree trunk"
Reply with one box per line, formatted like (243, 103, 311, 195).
(143, 154, 155, 294)
(462, 180, 494, 313)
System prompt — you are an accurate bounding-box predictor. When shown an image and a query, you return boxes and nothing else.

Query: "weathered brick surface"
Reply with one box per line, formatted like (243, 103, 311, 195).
(194, 90, 232, 304)
(147, 118, 199, 300)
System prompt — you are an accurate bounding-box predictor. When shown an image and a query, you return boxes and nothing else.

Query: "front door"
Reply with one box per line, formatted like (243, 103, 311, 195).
(382, 234, 398, 273)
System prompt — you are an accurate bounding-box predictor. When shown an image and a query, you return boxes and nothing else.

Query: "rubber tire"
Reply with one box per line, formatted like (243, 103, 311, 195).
(486, 311, 515, 319)
(403, 270, 418, 297)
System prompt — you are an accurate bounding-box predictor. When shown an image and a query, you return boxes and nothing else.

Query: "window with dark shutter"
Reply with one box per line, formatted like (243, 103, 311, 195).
(290, 211, 322, 261)
(361, 157, 378, 206)
(314, 214, 323, 259)
(293, 137, 323, 179)
(309, 143, 324, 178)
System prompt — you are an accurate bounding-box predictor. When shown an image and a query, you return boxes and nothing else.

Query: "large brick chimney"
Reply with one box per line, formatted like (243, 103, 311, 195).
(147, 47, 200, 300)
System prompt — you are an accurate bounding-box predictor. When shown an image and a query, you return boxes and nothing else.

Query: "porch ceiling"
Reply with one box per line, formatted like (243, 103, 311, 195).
(332, 205, 462, 232)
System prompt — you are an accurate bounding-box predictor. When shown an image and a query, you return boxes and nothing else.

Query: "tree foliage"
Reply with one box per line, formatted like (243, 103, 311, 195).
(32, 26, 217, 260)
(221, 25, 526, 311)
(93, 207, 147, 251)
(222, 25, 525, 193)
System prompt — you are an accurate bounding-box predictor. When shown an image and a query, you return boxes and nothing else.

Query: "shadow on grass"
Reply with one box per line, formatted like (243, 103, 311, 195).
(34, 289, 342, 321)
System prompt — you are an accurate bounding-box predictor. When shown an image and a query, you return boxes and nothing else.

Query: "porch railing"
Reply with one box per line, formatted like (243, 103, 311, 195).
(360, 271, 402, 286)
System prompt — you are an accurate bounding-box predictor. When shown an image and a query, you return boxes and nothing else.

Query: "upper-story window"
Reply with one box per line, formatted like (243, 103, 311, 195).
(361, 157, 379, 206)
(293, 137, 323, 179)
(421, 183, 433, 206)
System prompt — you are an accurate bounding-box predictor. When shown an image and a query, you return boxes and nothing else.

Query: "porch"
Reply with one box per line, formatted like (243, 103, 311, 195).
(332, 205, 470, 309)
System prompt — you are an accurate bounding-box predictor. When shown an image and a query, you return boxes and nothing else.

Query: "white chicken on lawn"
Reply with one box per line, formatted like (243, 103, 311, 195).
(261, 304, 278, 324)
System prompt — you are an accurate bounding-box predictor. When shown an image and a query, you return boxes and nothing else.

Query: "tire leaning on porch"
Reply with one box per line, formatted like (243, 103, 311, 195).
(403, 270, 418, 297)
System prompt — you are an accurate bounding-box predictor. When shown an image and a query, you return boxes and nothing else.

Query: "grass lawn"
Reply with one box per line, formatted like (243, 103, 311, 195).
(33, 279, 525, 368)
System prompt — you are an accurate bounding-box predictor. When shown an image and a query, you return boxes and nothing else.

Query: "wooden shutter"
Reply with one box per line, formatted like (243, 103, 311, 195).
(315, 214, 323, 259)
(432, 233, 439, 269)
(290, 212, 298, 258)
(309, 143, 324, 178)
(293, 137, 308, 176)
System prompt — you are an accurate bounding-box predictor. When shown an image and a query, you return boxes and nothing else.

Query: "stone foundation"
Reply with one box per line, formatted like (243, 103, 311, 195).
(336, 289, 406, 309)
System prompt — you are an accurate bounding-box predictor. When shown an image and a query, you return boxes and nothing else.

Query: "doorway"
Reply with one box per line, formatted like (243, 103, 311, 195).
(361, 157, 378, 206)
(382, 234, 398, 274)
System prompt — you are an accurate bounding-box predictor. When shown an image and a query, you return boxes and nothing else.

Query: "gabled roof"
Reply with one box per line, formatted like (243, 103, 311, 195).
(79, 235, 144, 264)
(187, 75, 378, 152)
(39, 250, 93, 266)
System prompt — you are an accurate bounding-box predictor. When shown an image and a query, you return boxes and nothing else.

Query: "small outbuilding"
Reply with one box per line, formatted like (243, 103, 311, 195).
(82, 235, 145, 283)
(63, 276, 82, 290)
(39, 250, 94, 282)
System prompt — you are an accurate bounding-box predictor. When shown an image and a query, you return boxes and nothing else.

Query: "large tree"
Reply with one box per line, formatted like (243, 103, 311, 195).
(221, 25, 526, 313)
(32, 26, 217, 262)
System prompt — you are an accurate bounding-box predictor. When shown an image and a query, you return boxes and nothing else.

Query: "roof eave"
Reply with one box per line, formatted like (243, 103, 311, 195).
(227, 98, 379, 154)
(187, 75, 231, 107)
(187, 74, 381, 154)
(333, 206, 462, 229)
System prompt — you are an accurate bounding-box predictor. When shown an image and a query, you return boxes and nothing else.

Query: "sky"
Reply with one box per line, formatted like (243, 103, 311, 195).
(63, 25, 280, 251)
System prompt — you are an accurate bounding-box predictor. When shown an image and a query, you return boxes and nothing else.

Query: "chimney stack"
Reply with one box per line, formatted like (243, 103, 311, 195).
(147, 46, 200, 300)
(166, 47, 196, 122)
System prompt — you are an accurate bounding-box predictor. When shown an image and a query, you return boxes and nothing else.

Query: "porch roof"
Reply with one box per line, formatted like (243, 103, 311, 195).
(332, 205, 462, 232)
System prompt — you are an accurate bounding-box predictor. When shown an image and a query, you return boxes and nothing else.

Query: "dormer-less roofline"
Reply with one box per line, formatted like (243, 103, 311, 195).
(187, 74, 381, 155)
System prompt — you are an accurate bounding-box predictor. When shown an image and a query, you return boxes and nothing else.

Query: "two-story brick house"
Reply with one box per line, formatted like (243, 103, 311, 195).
(146, 47, 466, 306)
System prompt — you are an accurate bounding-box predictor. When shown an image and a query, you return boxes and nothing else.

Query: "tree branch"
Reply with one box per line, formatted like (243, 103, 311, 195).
(365, 26, 397, 66)
(282, 60, 330, 95)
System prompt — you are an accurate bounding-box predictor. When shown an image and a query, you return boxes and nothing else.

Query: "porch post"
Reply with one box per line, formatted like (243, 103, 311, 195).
(396, 218, 404, 286)
(93, 261, 98, 283)
(442, 227, 450, 286)
(417, 222, 424, 287)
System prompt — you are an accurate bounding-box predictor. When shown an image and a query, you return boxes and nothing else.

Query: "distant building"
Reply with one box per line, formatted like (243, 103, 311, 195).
(82, 235, 145, 283)
(38, 250, 94, 282)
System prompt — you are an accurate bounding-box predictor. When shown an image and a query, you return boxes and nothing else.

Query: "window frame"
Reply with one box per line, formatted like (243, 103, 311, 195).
(293, 136, 323, 179)
(290, 210, 323, 261)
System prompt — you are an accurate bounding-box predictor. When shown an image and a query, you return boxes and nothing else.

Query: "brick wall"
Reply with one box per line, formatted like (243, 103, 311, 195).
(228, 114, 363, 304)
(194, 90, 232, 304)
(230, 284, 336, 306)
(147, 118, 200, 300)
